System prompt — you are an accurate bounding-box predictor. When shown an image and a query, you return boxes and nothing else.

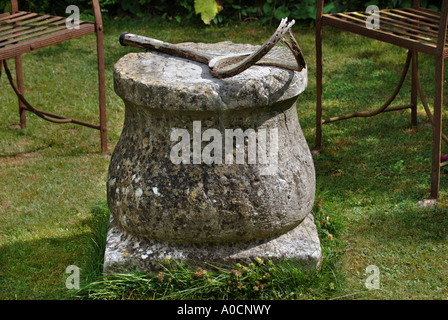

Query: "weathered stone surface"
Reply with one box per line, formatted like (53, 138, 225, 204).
(105, 41, 320, 271)
(103, 213, 322, 272)
(113, 42, 307, 111)
(107, 100, 315, 243)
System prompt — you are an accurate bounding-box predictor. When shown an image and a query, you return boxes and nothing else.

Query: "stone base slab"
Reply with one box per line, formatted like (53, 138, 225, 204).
(103, 213, 322, 273)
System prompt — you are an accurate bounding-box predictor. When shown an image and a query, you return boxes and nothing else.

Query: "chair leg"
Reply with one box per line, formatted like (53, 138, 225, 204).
(96, 28, 107, 155)
(411, 51, 418, 126)
(429, 55, 444, 201)
(314, 18, 323, 155)
(15, 55, 26, 129)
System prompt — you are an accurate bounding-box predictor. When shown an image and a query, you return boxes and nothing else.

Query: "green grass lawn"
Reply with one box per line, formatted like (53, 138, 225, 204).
(0, 16, 447, 300)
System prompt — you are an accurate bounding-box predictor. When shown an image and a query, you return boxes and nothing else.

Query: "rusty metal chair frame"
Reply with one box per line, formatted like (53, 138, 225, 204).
(0, 0, 107, 154)
(315, 0, 448, 202)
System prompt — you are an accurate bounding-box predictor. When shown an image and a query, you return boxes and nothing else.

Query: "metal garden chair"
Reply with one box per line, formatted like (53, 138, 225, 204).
(0, 0, 107, 154)
(315, 0, 448, 204)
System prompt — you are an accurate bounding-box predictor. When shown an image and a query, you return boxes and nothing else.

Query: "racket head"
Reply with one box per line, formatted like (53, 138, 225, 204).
(209, 18, 306, 79)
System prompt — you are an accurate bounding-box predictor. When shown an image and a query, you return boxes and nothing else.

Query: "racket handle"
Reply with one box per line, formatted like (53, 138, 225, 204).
(119, 32, 210, 65)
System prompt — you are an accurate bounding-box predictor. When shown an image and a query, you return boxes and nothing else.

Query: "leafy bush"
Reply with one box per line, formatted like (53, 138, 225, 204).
(228, 0, 440, 25)
(0, 0, 442, 25)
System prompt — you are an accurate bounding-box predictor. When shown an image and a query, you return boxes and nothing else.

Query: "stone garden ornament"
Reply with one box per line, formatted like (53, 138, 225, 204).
(105, 17, 321, 272)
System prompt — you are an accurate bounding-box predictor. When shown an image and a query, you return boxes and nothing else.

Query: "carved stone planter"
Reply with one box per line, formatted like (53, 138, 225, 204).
(104, 41, 321, 272)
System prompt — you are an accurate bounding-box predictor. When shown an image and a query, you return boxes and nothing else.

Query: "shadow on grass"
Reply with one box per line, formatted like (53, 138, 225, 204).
(0, 203, 109, 300)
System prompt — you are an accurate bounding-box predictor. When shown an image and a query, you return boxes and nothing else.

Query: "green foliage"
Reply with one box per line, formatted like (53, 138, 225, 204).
(73, 256, 336, 300)
(0, 0, 10, 12)
(2, 1, 441, 24)
(194, 0, 222, 24)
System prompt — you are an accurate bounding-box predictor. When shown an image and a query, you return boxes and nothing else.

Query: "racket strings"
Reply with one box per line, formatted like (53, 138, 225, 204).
(256, 29, 306, 72)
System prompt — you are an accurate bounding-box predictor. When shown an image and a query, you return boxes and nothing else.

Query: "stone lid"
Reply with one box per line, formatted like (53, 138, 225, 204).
(113, 41, 307, 111)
